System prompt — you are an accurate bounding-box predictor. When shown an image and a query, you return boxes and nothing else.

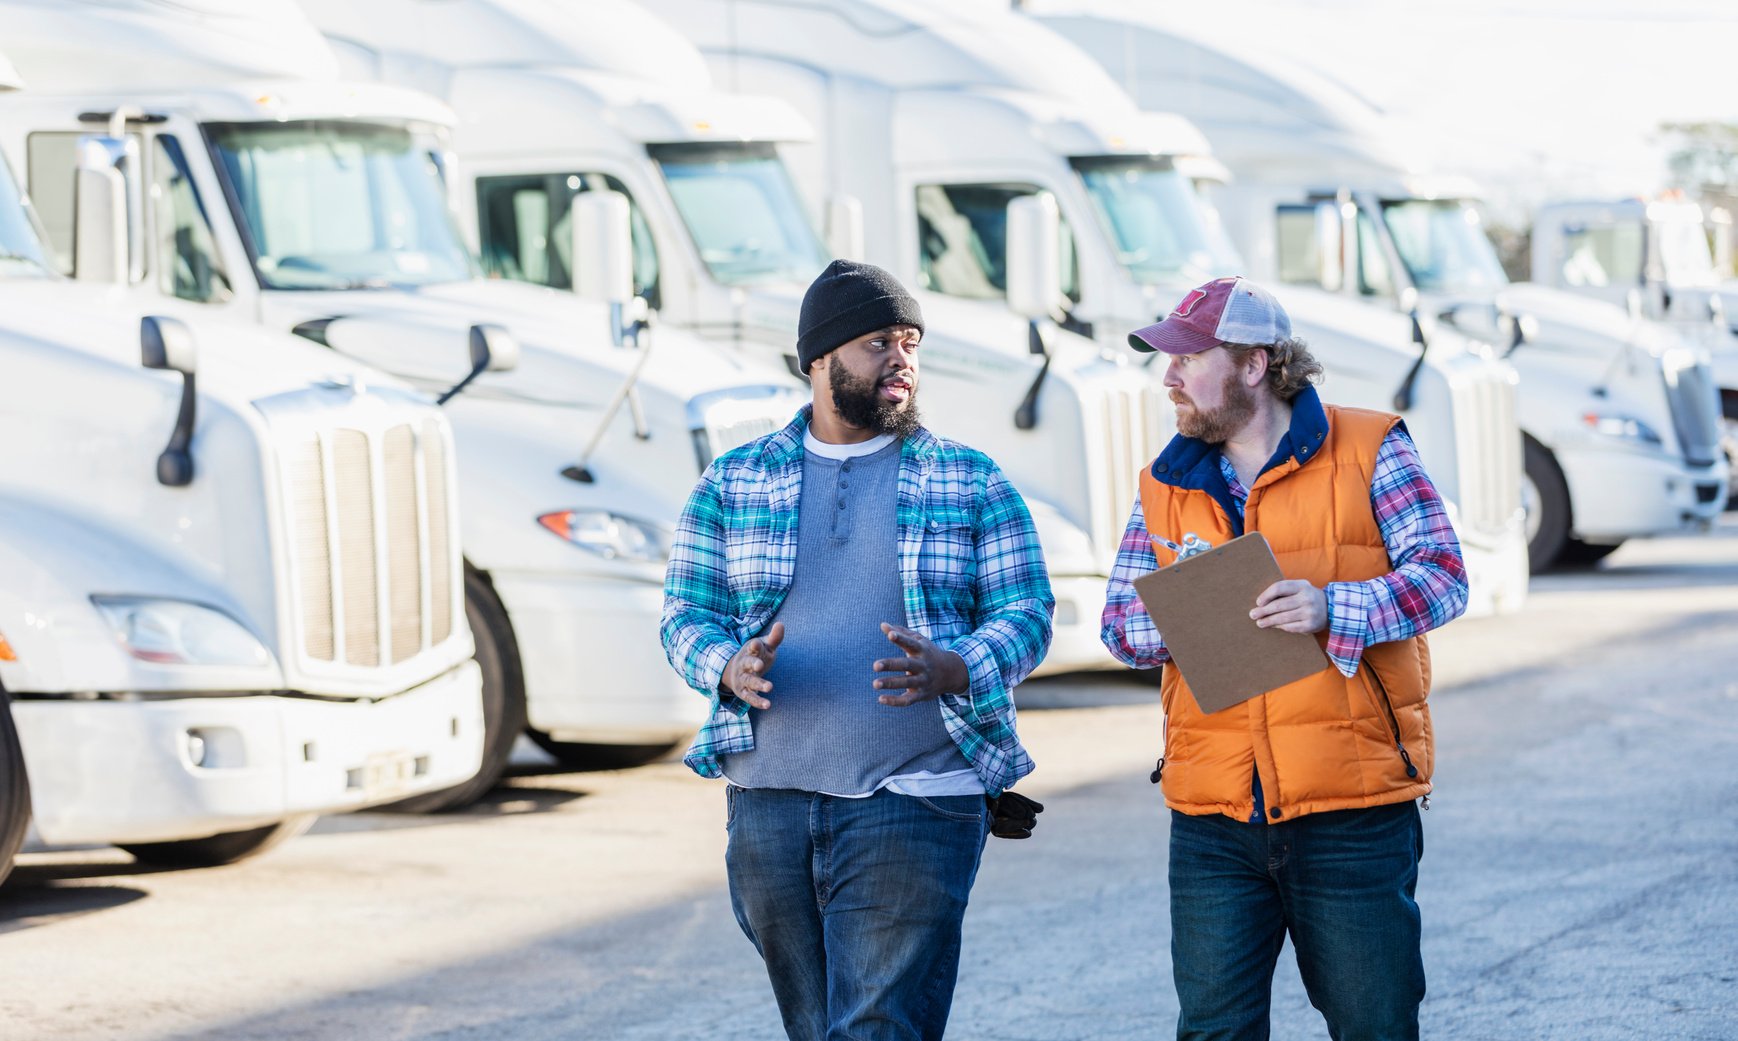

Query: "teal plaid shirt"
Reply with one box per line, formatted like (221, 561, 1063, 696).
(660, 406, 1051, 796)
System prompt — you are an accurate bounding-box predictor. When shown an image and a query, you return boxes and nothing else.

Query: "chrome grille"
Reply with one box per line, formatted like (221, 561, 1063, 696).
(1096, 380, 1173, 558)
(282, 420, 457, 669)
(1661, 352, 1721, 468)
(1453, 371, 1523, 535)
(692, 395, 791, 471)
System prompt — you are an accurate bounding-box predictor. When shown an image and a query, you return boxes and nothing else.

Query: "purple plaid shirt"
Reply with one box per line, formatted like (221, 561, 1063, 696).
(1100, 427, 1468, 677)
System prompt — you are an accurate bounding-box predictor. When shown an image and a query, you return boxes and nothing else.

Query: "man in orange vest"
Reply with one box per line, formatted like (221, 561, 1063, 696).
(1101, 276, 1469, 1041)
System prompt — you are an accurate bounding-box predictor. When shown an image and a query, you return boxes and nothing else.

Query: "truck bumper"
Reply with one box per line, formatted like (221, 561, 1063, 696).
(1560, 449, 1727, 542)
(15, 661, 484, 846)
(1030, 575, 1118, 677)
(492, 573, 709, 745)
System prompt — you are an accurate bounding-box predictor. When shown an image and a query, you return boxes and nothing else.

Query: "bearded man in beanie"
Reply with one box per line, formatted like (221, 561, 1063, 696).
(661, 260, 1053, 1041)
(1101, 276, 1468, 1041)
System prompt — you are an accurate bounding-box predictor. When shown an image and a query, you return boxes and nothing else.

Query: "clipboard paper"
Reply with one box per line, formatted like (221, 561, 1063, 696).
(1132, 532, 1329, 714)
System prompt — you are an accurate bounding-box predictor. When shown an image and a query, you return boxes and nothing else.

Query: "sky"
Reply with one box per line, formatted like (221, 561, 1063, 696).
(1164, 0, 1738, 223)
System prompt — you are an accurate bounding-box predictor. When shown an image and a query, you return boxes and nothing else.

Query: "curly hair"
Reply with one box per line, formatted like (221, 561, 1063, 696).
(1223, 337, 1324, 402)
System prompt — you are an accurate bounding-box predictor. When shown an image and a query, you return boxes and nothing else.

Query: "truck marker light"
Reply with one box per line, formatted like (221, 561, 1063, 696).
(0, 632, 15, 661)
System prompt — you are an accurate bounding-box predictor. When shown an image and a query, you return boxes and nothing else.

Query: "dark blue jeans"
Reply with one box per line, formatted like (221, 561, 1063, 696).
(1169, 801, 1426, 1041)
(725, 785, 990, 1041)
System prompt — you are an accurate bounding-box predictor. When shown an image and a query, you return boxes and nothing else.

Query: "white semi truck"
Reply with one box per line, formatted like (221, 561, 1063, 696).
(1031, 4, 1728, 568)
(297, 0, 1180, 674)
(0, 55, 483, 882)
(1530, 194, 1738, 502)
(637, 0, 1529, 614)
(0, 0, 806, 808)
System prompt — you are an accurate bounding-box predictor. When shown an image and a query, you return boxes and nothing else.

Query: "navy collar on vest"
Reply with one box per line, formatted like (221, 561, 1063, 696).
(1147, 385, 1331, 535)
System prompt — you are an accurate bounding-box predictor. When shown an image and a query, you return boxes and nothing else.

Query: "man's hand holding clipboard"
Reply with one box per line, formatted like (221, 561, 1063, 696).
(1131, 532, 1331, 714)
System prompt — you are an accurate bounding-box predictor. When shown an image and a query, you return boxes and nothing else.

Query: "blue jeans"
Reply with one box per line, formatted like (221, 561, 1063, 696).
(1169, 802, 1426, 1041)
(725, 785, 990, 1041)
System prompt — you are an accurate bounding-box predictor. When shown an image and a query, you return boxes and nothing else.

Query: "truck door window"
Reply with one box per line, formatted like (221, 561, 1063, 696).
(1559, 222, 1644, 288)
(1275, 205, 1323, 286)
(27, 131, 145, 276)
(1355, 212, 1395, 298)
(150, 136, 232, 304)
(915, 183, 1080, 304)
(475, 172, 660, 307)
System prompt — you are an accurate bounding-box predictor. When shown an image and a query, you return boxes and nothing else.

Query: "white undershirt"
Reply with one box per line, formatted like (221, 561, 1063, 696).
(803, 429, 895, 459)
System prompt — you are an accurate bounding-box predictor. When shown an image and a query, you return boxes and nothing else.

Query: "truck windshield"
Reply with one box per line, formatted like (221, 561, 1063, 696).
(0, 154, 53, 277)
(1379, 199, 1508, 293)
(649, 142, 827, 287)
(205, 121, 475, 290)
(1070, 156, 1242, 285)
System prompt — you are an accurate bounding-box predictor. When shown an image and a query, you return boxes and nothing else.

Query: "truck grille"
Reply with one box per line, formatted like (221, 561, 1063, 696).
(284, 418, 456, 669)
(1661, 351, 1721, 469)
(691, 392, 797, 471)
(1095, 379, 1173, 559)
(1452, 370, 1523, 535)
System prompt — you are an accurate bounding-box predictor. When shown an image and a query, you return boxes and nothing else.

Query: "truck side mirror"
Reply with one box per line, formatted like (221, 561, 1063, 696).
(571, 190, 634, 307)
(141, 316, 198, 487)
(469, 323, 519, 374)
(1006, 193, 1062, 322)
(826, 194, 865, 261)
(437, 323, 520, 405)
(1313, 201, 1344, 293)
(73, 136, 132, 284)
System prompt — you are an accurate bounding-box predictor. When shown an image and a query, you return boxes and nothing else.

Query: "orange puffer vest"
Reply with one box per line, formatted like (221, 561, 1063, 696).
(1140, 403, 1432, 822)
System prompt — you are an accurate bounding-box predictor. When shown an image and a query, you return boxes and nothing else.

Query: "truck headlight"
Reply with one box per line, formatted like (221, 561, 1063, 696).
(1581, 412, 1663, 446)
(91, 597, 275, 668)
(537, 510, 672, 563)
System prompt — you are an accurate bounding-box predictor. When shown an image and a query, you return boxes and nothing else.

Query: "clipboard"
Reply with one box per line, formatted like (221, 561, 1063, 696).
(1132, 531, 1330, 714)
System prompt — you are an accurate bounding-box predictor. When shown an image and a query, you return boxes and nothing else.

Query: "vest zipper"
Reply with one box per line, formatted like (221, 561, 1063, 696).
(1363, 663, 1419, 781)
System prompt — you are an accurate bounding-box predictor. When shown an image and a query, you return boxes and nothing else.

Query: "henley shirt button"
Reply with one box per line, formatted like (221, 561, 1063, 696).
(1157, 463, 1169, 473)
(1269, 807, 1283, 819)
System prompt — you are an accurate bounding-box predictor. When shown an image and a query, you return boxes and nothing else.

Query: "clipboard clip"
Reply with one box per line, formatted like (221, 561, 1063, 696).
(1155, 532, 1214, 562)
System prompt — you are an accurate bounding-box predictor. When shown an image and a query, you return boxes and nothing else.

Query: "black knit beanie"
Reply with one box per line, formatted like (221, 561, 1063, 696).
(796, 260, 925, 375)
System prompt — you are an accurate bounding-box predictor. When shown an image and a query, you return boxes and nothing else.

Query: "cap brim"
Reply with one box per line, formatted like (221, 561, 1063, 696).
(1127, 321, 1218, 355)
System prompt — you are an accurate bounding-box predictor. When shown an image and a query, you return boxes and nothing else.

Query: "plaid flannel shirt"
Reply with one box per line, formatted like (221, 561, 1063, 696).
(1101, 424, 1468, 677)
(660, 406, 1052, 796)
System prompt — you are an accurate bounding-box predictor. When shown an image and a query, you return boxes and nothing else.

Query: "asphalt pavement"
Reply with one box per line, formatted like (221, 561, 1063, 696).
(3, 520, 1736, 1041)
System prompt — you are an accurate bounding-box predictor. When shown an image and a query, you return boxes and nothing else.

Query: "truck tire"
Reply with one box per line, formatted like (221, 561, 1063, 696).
(1721, 391, 1737, 511)
(381, 568, 526, 813)
(0, 693, 33, 888)
(119, 815, 314, 868)
(527, 731, 678, 772)
(1522, 436, 1572, 572)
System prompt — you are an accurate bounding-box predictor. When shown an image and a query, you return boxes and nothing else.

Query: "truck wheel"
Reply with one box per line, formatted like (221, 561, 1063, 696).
(527, 731, 678, 772)
(1522, 436, 1572, 572)
(382, 568, 527, 813)
(119, 815, 314, 868)
(1721, 392, 1737, 511)
(0, 693, 32, 888)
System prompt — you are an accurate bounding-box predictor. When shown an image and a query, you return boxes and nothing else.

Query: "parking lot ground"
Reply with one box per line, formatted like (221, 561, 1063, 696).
(3, 519, 1736, 1041)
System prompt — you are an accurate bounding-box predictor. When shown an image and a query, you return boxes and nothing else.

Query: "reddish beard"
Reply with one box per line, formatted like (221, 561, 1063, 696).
(1174, 367, 1257, 444)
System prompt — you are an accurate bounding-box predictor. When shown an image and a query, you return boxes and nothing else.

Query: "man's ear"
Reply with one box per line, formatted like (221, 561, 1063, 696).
(1244, 347, 1272, 388)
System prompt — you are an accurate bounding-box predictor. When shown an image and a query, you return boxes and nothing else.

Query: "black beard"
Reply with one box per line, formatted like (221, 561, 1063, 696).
(828, 361, 921, 438)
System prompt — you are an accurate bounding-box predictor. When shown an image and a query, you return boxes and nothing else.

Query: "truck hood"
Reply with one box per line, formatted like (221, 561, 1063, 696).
(273, 278, 800, 406)
(0, 280, 397, 402)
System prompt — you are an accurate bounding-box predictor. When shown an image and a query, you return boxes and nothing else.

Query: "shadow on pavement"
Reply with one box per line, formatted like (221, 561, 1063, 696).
(0, 879, 148, 932)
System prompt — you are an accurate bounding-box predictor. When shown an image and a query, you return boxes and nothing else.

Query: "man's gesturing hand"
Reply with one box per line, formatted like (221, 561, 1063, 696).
(722, 621, 784, 710)
(873, 623, 970, 706)
(1251, 579, 1328, 634)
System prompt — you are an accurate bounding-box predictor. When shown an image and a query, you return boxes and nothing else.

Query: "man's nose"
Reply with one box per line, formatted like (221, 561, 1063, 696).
(890, 341, 918, 369)
(1162, 358, 1183, 387)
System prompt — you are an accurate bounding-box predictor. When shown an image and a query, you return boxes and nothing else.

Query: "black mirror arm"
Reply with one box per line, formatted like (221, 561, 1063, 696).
(157, 372, 196, 487)
(1014, 320, 1052, 430)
